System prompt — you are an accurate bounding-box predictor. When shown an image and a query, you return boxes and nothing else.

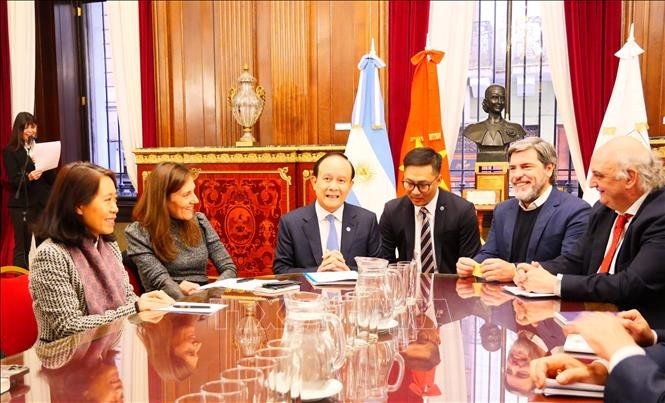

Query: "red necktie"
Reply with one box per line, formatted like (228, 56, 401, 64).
(598, 214, 632, 274)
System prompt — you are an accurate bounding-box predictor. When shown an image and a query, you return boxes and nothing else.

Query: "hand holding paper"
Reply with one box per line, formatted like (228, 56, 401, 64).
(32, 141, 61, 171)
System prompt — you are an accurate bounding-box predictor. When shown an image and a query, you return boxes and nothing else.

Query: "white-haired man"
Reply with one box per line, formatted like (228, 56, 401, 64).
(514, 136, 665, 327)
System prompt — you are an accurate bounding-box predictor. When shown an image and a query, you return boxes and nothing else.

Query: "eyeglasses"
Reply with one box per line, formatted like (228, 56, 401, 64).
(402, 178, 438, 193)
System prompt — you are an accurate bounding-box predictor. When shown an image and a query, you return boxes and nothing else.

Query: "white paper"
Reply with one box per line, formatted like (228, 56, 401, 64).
(563, 334, 595, 354)
(32, 141, 61, 171)
(199, 278, 272, 292)
(156, 302, 226, 315)
(503, 286, 557, 298)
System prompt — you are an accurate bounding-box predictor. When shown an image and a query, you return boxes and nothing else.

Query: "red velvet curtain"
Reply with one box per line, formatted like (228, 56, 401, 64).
(564, 0, 621, 171)
(0, 0, 15, 266)
(139, 0, 157, 148)
(388, 0, 429, 178)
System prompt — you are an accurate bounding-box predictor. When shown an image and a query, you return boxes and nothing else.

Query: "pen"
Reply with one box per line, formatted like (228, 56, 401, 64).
(173, 304, 208, 309)
(237, 278, 253, 283)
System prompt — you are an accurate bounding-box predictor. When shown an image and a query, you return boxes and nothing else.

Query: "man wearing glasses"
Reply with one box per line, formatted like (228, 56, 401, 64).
(379, 147, 480, 273)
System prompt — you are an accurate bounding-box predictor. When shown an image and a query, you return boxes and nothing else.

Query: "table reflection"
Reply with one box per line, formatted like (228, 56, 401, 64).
(36, 321, 124, 403)
(1, 275, 611, 402)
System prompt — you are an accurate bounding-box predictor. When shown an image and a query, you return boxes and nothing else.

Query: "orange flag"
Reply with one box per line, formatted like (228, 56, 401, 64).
(397, 49, 451, 196)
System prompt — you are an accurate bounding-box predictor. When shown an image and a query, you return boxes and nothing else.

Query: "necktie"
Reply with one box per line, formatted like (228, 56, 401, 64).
(325, 214, 339, 251)
(419, 207, 435, 274)
(598, 213, 632, 274)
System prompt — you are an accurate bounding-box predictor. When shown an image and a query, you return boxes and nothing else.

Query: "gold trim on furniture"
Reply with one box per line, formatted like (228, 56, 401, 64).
(133, 145, 346, 164)
(1, 266, 29, 275)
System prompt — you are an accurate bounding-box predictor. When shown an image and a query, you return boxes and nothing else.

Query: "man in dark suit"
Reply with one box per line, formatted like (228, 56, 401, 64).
(457, 138, 590, 282)
(515, 136, 665, 326)
(273, 152, 381, 273)
(379, 147, 480, 273)
(530, 310, 665, 403)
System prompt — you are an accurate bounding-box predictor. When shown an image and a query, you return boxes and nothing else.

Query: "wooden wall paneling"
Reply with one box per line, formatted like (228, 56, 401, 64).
(214, 1, 254, 146)
(152, 1, 388, 148)
(153, 1, 176, 146)
(267, 1, 311, 146)
(181, 2, 207, 146)
(623, 0, 665, 136)
(256, 1, 274, 145)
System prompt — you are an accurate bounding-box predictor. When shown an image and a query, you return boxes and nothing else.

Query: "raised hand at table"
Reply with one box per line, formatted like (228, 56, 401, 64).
(479, 258, 517, 282)
(456, 257, 478, 277)
(318, 250, 350, 272)
(514, 262, 557, 293)
(618, 309, 656, 347)
(529, 353, 608, 389)
(565, 312, 638, 360)
(137, 290, 176, 312)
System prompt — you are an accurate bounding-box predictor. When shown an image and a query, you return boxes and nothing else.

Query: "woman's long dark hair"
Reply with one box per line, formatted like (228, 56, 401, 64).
(35, 162, 117, 246)
(8, 112, 38, 151)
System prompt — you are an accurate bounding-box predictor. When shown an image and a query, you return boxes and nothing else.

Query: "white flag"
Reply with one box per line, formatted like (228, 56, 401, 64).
(583, 24, 650, 206)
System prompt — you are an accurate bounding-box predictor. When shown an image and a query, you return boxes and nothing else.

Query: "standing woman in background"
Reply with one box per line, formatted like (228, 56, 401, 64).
(125, 162, 237, 300)
(2, 112, 55, 268)
(30, 162, 174, 343)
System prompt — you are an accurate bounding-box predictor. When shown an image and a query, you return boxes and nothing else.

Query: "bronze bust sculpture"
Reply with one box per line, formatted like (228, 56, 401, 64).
(463, 84, 526, 162)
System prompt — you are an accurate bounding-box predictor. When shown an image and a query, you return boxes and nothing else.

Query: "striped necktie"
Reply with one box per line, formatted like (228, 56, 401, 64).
(419, 207, 435, 274)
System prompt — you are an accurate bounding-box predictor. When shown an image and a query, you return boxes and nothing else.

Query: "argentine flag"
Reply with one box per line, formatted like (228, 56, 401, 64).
(345, 44, 396, 220)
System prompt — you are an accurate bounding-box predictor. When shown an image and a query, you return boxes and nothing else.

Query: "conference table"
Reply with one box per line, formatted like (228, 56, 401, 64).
(1, 274, 613, 402)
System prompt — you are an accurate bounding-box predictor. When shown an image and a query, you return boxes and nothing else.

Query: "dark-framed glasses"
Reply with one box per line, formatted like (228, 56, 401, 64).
(402, 178, 437, 193)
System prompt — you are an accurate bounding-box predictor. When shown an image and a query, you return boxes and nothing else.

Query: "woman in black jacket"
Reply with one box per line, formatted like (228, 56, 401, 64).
(2, 112, 55, 268)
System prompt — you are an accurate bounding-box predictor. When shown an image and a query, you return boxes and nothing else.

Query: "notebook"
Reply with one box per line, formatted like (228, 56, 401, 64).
(304, 271, 358, 286)
(538, 378, 604, 398)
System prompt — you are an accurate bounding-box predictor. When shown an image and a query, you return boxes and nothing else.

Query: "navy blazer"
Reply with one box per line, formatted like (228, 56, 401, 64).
(379, 191, 480, 274)
(474, 188, 590, 264)
(542, 188, 665, 327)
(605, 341, 665, 403)
(272, 202, 381, 274)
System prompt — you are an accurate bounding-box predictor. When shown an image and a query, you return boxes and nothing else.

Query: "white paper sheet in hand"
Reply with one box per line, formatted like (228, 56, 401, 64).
(503, 286, 557, 298)
(32, 141, 61, 171)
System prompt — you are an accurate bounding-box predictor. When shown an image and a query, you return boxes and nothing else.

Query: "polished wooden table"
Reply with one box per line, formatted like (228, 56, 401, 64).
(1, 275, 611, 402)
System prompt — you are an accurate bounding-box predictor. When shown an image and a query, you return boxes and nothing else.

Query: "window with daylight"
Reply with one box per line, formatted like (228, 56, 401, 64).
(83, 2, 136, 197)
(450, 0, 578, 196)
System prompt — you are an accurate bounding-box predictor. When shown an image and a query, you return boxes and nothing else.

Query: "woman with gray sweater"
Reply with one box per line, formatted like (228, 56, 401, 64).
(125, 162, 237, 299)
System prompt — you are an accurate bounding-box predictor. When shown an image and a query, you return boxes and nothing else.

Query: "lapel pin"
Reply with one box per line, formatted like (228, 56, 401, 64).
(439, 206, 445, 211)
(346, 227, 351, 232)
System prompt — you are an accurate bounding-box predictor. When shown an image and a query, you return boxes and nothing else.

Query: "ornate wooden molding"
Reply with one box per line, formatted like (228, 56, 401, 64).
(650, 137, 665, 159)
(134, 145, 345, 164)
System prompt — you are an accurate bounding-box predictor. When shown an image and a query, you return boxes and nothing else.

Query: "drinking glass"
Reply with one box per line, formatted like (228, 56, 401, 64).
(237, 357, 277, 402)
(255, 347, 294, 402)
(346, 288, 381, 343)
(175, 392, 223, 403)
(220, 367, 265, 403)
(200, 380, 247, 402)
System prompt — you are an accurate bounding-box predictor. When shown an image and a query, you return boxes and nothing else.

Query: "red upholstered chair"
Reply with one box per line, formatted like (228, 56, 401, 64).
(0, 266, 38, 357)
(121, 251, 144, 296)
